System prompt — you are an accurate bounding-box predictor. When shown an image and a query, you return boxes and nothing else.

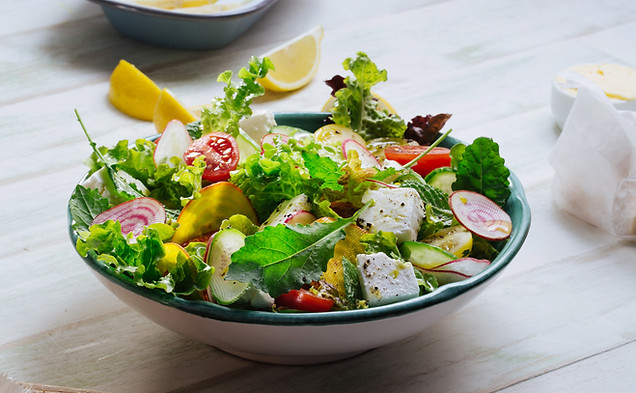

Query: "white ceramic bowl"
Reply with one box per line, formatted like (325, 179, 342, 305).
(87, 0, 279, 50)
(69, 112, 531, 365)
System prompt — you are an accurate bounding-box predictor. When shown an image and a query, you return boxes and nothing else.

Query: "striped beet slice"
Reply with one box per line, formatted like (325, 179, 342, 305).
(92, 197, 166, 237)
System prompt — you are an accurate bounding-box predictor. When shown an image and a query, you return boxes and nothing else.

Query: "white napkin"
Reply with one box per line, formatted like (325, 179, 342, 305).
(550, 72, 636, 240)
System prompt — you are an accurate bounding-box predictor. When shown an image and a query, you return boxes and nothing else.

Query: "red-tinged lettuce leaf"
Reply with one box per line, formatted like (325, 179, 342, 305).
(404, 114, 452, 145)
(226, 217, 356, 298)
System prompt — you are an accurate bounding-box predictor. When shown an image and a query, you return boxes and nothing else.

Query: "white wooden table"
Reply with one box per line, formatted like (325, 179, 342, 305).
(2, 0, 636, 392)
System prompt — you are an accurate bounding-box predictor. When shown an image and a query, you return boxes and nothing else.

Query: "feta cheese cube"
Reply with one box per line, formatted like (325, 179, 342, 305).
(356, 252, 420, 307)
(238, 110, 276, 141)
(356, 187, 425, 243)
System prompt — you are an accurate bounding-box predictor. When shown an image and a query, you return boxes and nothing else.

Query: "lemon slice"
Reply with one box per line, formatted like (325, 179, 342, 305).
(424, 226, 473, 258)
(314, 124, 366, 146)
(321, 92, 398, 114)
(108, 60, 161, 121)
(258, 25, 324, 92)
(153, 88, 197, 132)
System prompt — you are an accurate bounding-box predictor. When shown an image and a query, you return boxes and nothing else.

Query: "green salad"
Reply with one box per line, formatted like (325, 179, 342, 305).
(69, 52, 512, 312)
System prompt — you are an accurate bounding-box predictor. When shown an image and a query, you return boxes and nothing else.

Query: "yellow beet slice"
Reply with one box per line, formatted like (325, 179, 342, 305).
(172, 182, 258, 244)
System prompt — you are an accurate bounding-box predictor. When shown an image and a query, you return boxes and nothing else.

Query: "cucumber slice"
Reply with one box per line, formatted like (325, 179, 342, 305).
(206, 228, 250, 305)
(235, 130, 260, 164)
(399, 241, 455, 270)
(425, 167, 456, 194)
(269, 125, 312, 139)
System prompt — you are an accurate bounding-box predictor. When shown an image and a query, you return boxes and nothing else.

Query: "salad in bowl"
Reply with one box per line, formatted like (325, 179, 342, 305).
(68, 52, 529, 363)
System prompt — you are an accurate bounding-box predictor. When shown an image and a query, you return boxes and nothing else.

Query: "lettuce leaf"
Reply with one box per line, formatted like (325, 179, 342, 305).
(226, 217, 356, 298)
(330, 52, 406, 140)
(69, 185, 111, 232)
(200, 56, 273, 140)
(76, 220, 211, 295)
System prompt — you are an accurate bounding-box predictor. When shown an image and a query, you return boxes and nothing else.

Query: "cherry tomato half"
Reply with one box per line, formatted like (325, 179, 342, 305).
(184, 132, 239, 183)
(275, 289, 334, 312)
(384, 145, 451, 177)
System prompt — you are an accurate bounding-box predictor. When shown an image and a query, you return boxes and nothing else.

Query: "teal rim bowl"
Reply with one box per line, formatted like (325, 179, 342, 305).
(87, 0, 279, 50)
(69, 112, 531, 326)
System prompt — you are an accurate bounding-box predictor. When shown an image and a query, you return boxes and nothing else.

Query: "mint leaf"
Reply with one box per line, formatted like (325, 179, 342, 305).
(226, 217, 355, 298)
(452, 137, 511, 207)
(69, 184, 110, 232)
(330, 52, 406, 140)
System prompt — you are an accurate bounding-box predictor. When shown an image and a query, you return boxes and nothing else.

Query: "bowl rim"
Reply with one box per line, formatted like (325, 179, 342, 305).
(68, 112, 531, 326)
(86, 0, 279, 21)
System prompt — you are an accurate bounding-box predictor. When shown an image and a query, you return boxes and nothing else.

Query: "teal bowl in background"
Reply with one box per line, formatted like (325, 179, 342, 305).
(69, 112, 531, 364)
(87, 0, 279, 50)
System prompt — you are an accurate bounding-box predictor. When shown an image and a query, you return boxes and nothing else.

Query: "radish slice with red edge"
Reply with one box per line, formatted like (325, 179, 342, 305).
(92, 197, 166, 238)
(419, 257, 491, 285)
(342, 139, 381, 169)
(260, 133, 290, 151)
(448, 190, 512, 240)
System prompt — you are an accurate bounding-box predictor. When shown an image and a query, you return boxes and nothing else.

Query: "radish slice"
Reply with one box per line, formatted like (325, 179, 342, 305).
(92, 197, 166, 238)
(448, 190, 512, 240)
(419, 257, 491, 285)
(285, 210, 317, 225)
(342, 139, 381, 169)
(260, 133, 290, 150)
(154, 120, 193, 166)
(365, 179, 399, 189)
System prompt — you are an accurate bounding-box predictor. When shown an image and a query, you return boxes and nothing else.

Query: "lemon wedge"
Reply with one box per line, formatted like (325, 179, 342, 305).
(258, 25, 324, 92)
(153, 88, 197, 132)
(321, 92, 398, 114)
(108, 60, 161, 121)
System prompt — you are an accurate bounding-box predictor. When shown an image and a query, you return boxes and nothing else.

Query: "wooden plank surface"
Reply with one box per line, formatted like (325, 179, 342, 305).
(1, 0, 636, 392)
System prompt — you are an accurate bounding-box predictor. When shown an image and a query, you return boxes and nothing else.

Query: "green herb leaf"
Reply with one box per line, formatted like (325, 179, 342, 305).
(226, 217, 356, 298)
(452, 137, 511, 207)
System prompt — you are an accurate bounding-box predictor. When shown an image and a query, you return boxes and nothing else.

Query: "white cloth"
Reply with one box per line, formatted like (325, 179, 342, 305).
(550, 72, 636, 239)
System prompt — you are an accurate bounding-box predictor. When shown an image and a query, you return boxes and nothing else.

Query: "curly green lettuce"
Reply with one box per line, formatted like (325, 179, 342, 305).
(330, 52, 406, 140)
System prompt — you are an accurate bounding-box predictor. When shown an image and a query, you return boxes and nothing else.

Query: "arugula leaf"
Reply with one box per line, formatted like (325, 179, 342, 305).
(342, 257, 362, 307)
(200, 56, 273, 141)
(330, 52, 406, 140)
(226, 216, 356, 298)
(69, 184, 111, 232)
(452, 137, 511, 207)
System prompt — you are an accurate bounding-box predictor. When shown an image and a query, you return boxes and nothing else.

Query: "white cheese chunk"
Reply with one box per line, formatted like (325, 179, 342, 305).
(356, 187, 425, 243)
(238, 110, 276, 142)
(356, 252, 420, 307)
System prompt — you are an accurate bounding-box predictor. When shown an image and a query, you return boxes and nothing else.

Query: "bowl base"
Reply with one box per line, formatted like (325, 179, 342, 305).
(219, 346, 369, 365)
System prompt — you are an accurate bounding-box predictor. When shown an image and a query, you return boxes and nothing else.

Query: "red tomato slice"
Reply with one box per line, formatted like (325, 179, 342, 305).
(384, 145, 451, 177)
(184, 132, 239, 183)
(275, 289, 334, 312)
